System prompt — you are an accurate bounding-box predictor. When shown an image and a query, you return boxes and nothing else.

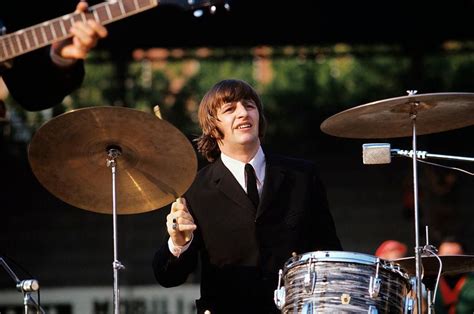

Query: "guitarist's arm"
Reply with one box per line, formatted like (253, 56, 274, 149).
(2, 2, 107, 111)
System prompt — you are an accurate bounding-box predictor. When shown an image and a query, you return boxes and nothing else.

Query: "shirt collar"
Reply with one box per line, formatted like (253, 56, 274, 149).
(220, 146, 266, 188)
(248, 146, 265, 184)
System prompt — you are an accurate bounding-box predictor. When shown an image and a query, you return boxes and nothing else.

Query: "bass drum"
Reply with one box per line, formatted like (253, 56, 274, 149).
(274, 251, 411, 313)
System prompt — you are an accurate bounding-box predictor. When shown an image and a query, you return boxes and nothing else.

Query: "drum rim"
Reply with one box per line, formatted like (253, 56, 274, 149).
(283, 250, 411, 280)
(285, 250, 378, 268)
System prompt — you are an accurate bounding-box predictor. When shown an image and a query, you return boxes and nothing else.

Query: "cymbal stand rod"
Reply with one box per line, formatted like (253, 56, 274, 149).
(423, 226, 441, 314)
(410, 105, 423, 314)
(107, 148, 125, 314)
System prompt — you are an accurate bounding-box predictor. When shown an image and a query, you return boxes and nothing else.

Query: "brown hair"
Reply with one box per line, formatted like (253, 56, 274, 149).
(195, 79, 267, 162)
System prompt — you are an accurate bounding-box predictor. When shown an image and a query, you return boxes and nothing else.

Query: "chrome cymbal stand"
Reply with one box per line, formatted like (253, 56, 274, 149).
(107, 146, 125, 314)
(406, 90, 424, 313)
(423, 226, 440, 314)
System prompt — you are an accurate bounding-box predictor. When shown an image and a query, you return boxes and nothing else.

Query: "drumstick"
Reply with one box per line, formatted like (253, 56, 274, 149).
(173, 197, 192, 242)
(154, 107, 192, 243)
(153, 105, 162, 119)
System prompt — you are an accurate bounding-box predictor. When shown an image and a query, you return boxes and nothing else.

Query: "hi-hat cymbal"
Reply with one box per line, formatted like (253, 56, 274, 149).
(393, 255, 474, 278)
(28, 106, 197, 214)
(320, 92, 474, 138)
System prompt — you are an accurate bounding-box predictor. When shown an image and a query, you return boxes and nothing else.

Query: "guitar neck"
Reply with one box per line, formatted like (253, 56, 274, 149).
(0, 0, 158, 63)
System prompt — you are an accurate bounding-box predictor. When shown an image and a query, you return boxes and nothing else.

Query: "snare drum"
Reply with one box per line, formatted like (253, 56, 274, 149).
(274, 251, 411, 313)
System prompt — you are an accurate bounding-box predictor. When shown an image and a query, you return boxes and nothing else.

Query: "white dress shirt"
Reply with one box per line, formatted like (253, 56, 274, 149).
(220, 146, 266, 197)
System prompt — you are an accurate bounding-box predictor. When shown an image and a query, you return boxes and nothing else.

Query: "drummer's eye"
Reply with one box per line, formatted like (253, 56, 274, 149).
(221, 105, 233, 113)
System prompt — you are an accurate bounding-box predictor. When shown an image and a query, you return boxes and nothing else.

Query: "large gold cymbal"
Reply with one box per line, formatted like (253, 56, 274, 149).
(28, 106, 197, 215)
(320, 93, 474, 138)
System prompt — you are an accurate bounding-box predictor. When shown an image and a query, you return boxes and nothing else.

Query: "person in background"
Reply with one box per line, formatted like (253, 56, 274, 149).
(375, 239, 408, 260)
(434, 236, 474, 314)
(152, 78, 342, 313)
(0, 1, 108, 111)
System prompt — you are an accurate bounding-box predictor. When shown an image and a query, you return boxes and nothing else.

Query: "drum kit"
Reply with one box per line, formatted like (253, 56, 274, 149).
(7, 92, 473, 314)
(274, 91, 474, 313)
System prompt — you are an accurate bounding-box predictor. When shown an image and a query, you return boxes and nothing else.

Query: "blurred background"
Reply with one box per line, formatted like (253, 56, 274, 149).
(0, 0, 473, 313)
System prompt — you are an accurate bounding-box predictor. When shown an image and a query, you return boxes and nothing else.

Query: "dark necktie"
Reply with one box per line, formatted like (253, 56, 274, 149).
(245, 163, 259, 208)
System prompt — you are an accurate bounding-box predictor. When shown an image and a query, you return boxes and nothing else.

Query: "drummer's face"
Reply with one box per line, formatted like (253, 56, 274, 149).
(215, 100, 260, 150)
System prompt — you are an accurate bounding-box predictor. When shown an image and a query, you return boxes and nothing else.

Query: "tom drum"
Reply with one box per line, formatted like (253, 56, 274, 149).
(274, 251, 412, 313)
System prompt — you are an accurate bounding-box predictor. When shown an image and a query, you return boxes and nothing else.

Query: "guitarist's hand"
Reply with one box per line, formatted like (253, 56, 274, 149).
(52, 1, 108, 60)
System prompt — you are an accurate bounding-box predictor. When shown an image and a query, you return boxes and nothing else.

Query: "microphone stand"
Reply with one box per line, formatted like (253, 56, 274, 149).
(23, 293, 44, 314)
(392, 149, 474, 162)
(0, 257, 44, 314)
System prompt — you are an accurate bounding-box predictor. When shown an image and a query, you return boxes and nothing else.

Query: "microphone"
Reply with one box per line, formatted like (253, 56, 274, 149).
(362, 143, 392, 164)
(16, 279, 40, 292)
(362, 143, 425, 164)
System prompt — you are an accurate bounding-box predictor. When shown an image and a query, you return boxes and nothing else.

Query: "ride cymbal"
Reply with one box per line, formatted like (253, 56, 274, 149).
(320, 93, 474, 138)
(28, 106, 197, 214)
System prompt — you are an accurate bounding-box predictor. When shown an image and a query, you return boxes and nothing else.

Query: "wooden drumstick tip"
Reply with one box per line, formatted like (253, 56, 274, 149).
(153, 105, 162, 119)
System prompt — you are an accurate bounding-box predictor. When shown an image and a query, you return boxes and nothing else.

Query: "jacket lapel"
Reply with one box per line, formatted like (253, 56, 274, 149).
(256, 155, 285, 219)
(212, 158, 255, 212)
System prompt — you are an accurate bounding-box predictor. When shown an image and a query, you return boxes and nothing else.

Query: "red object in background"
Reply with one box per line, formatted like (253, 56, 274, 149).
(375, 240, 408, 259)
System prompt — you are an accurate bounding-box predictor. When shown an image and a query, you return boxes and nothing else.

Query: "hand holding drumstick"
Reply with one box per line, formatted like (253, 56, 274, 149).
(167, 197, 196, 246)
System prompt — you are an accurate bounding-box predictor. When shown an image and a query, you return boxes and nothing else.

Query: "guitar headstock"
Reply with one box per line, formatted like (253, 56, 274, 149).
(160, 0, 231, 16)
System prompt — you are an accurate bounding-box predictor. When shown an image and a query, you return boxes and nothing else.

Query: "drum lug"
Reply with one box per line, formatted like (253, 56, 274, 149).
(369, 260, 382, 298)
(274, 269, 286, 310)
(368, 305, 379, 313)
(302, 301, 314, 314)
(304, 272, 316, 294)
(404, 296, 415, 313)
(304, 259, 316, 293)
(369, 276, 381, 298)
(273, 287, 286, 310)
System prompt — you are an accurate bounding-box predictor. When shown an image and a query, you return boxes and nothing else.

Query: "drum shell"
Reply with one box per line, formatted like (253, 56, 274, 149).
(279, 251, 411, 313)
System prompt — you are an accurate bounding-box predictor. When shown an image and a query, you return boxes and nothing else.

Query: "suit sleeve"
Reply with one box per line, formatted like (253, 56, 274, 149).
(152, 238, 199, 287)
(2, 47, 85, 111)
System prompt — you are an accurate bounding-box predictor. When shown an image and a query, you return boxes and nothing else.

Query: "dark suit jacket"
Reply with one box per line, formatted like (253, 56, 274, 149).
(153, 152, 342, 313)
(1, 48, 84, 111)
